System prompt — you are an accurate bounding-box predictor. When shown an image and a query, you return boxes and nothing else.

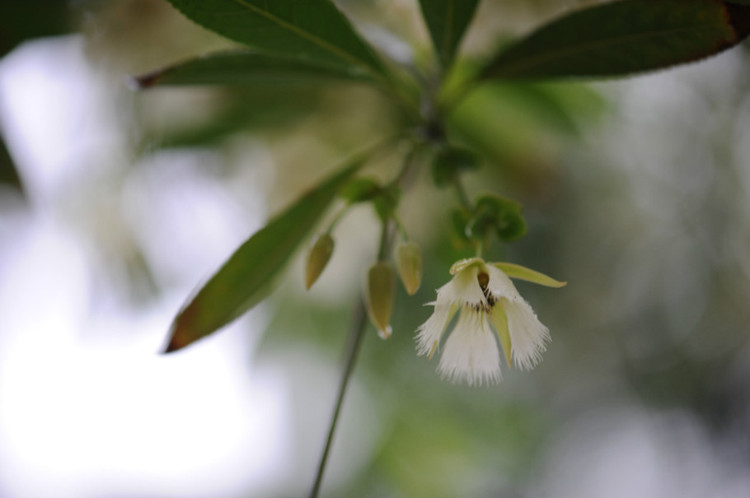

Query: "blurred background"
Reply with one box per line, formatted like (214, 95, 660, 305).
(1, 0, 749, 497)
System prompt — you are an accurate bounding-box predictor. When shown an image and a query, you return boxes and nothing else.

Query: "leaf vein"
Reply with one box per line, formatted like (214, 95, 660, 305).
(493, 22, 731, 77)
(230, 0, 379, 75)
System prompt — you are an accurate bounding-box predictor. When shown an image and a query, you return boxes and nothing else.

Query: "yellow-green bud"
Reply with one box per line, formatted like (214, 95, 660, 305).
(365, 262, 395, 339)
(395, 241, 422, 295)
(305, 233, 334, 290)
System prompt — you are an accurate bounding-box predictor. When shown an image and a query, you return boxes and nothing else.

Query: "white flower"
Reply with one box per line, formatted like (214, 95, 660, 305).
(416, 257, 565, 385)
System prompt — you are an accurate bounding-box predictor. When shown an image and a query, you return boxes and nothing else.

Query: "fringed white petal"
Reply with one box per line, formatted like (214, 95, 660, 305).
(435, 264, 487, 308)
(416, 304, 456, 357)
(502, 297, 550, 370)
(486, 264, 523, 302)
(438, 308, 502, 386)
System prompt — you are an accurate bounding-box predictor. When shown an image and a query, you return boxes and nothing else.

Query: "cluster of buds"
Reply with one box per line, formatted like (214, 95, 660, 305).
(304, 231, 423, 341)
(302, 149, 564, 386)
(364, 241, 424, 339)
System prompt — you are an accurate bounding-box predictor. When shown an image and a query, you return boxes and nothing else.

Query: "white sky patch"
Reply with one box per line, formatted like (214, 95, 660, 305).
(0, 36, 125, 205)
(0, 36, 289, 498)
(532, 405, 750, 498)
(0, 220, 287, 498)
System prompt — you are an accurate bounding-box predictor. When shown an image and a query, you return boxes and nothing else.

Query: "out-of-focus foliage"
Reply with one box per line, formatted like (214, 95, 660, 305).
(481, 0, 750, 80)
(166, 155, 364, 352)
(148, 0, 750, 350)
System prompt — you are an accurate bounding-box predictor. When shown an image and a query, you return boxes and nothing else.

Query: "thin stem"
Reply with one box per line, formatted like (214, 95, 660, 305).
(451, 175, 486, 256)
(325, 205, 350, 234)
(452, 175, 472, 211)
(308, 299, 368, 498)
(377, 218, 392, 261)
(390, 145, 420, 188)
(440, 77, 481, 115)
(308, 220, 392, 498)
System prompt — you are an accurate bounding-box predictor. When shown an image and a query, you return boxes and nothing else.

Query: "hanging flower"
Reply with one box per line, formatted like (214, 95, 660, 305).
(416, 257, 565, 385)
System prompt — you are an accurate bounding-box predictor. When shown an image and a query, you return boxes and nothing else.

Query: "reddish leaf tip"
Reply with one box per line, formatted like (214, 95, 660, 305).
(130, 70, 162, 90)
(161, 320, 192, 354)
(725, 2, 750, 39)
(161, 337, 184, 354)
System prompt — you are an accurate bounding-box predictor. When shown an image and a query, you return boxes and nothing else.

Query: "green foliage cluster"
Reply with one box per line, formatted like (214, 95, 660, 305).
(137, 0, 750, 352)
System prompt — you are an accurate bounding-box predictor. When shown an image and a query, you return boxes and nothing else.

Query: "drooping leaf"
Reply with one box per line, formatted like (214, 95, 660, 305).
(418, 0, 479, 67)
(482, 0, 750, 80)
(165, 0, 387, 78)
(134, 49, 377, 88)
(164, 156, 365, 353)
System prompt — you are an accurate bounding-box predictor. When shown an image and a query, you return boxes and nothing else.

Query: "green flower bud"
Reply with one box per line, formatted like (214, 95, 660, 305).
(395, 241, 422, 295)
(365, 262, 395, 339)
(469, 195, 527, 242)
(305, 233, 334, 290)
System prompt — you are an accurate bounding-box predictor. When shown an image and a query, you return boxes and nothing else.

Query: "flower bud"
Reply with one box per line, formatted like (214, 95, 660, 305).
(365, 262, 395, 339)
(305, 233, 334, 290)
(395, 241, 422, 295)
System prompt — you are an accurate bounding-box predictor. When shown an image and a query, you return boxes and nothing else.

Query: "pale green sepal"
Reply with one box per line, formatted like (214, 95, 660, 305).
(395, 241, 423, 295)
(366, 262, 395, 339)
(489, 305, 512, 367)
(492, 262, 567, 288)
(449, 257, 486, 275)
(305, 233, 335, 290)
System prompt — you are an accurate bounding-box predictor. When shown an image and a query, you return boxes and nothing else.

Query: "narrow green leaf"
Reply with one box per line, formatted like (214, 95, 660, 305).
(164, 156, 364, 353)
(134, 50, 377, 88)
(418, 0, 479, 67)
(165, 0, 387, 78)
(492, 263, 567, 288)
(483, 0, 750, 81)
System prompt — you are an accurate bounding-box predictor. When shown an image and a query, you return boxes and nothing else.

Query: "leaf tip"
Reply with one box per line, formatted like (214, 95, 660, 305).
(725, 2, 750, 40)
(130, 70, 163, 90)
(161, 318, 193, 354)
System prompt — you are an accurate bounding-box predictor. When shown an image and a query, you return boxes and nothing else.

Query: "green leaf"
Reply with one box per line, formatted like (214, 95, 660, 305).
(482, 0, 750, 80)
(165, 0, 387, 78)
(164, 156, 364, 353)
(418, 0, 479, 67)
(134, 50, 377, 88)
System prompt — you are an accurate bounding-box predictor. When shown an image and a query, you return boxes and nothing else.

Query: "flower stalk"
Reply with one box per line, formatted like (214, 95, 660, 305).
(309, 220, 394, 498)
